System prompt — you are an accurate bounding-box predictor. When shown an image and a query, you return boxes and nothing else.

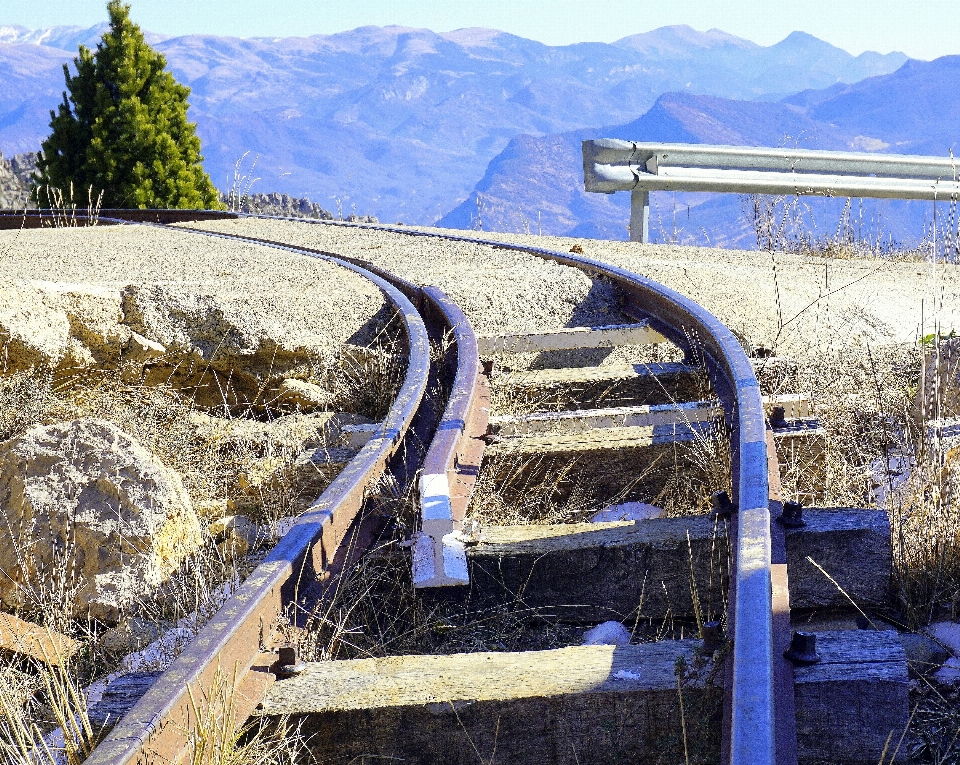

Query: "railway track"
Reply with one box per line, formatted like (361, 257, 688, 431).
(0, 210, 908, 764)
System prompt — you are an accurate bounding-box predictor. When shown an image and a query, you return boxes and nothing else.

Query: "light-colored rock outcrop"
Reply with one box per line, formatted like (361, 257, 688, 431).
(274, 378, 335, 412)
(0, 225, 390, 407)
(0, 418, 202, 622)
(0, 281, 130, 372)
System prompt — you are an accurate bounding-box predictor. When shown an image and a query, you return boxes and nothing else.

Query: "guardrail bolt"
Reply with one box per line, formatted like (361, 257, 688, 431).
(784, 631, 821, 665)
(276, 645, 307, 677)
(701, 621, 724, 653)
(777, 500, 806, 528)
(711, 491, 735, 519)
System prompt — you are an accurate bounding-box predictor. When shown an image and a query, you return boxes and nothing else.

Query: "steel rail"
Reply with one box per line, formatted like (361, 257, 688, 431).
(413, 285, 488, 587)
(81, 228, 433, 765)
(135, 225, 491, 589)
(161, 226, 492, 589)
(168, 212, 777, 765)
(1, 209, 780, 764)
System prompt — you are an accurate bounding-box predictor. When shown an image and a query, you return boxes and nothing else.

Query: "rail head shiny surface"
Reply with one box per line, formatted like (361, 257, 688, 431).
(419, 284, 480, 481)
(83, 227, 432, 765)
(41, 210, 775, 765)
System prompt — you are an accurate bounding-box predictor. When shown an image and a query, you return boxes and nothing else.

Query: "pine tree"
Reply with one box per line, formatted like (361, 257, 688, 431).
(35, 1, 220, 209)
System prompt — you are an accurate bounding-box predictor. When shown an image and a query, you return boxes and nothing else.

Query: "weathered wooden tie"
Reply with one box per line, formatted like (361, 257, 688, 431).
(465, 509, 890, 621)
(485, 422, 713, 458)
(488, 400, 718, 437)
(492, 362, 707, 409)
(255, 630, 906, 765)
(477, 321, 667, 354)
(487, 394, 817, 451)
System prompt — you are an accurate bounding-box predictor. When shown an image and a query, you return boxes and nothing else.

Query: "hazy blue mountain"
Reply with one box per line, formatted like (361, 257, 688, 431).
(439, 56, 960, 248)
(783, 56, 960, 155)
(612, 29, 905, 100)
(0, 42, 74, 154)
(0, 23, 907, 222)
(0, 23, 166, 50)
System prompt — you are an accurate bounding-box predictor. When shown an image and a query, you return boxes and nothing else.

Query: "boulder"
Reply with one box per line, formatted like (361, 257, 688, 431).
(0, 418, 202, 622)
(208, 514, 260, 561)
(900, 632, 950, 676)
(934, 656, 960, 687)
(274, 379, 335, 412)
(100, 617, 162, 654)
(925, 621, 960, 655)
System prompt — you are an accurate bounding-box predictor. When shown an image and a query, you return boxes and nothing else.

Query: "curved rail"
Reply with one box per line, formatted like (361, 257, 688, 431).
(82, 231, 432, 765)
(207, 214, 778, 765)
(0, 209, 781, 765)
(414, 285, 488, 587)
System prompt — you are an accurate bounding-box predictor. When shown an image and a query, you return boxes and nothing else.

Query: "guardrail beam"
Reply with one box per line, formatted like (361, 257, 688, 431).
(584, 140, 960, 244)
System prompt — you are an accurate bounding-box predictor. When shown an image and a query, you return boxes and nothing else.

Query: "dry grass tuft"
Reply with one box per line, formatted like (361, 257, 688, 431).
(0, 325, 405, 762)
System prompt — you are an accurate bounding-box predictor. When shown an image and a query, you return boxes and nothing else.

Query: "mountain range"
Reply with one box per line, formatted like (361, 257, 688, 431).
(0, 22, 909, 226)
(440, 56, 960, 247)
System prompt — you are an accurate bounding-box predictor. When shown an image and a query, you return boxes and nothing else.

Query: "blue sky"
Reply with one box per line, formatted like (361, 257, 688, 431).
(2, 0, 958, 60)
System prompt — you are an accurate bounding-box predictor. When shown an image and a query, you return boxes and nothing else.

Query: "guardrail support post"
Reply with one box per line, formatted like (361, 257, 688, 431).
(630, 188, 649, 243)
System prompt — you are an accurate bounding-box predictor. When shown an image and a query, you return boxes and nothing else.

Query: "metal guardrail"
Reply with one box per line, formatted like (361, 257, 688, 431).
(582, 139, 960, 242)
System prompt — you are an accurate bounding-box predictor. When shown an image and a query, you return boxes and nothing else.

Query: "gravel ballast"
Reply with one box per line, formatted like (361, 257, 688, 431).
(446, 230, 960, 359)
(178, 218, 627, 338)
(0, 224, 388, 378)
(180, 218, 959, 360)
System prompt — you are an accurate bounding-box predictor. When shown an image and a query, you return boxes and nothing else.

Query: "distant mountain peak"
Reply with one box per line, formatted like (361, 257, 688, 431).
(440, 27, 504, 47)
(614, 25, 759, 55)
(780, 30, 821, 43)
(0, 22, 165, 50)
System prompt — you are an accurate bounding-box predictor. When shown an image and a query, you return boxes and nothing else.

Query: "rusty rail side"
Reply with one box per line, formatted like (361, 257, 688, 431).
(414, 285, 489, 587)
(215, 215, 779, 765)
(83, 235, 431, 765)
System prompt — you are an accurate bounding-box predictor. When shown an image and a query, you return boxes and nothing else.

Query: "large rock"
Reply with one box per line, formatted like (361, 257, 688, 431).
(0, 281, 130, 372)
(0, 418, 202, 622)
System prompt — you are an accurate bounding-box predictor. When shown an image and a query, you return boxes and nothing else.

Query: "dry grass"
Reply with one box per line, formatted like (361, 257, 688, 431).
(2, 204, 960, 761)
(0, 326, 405, 762)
